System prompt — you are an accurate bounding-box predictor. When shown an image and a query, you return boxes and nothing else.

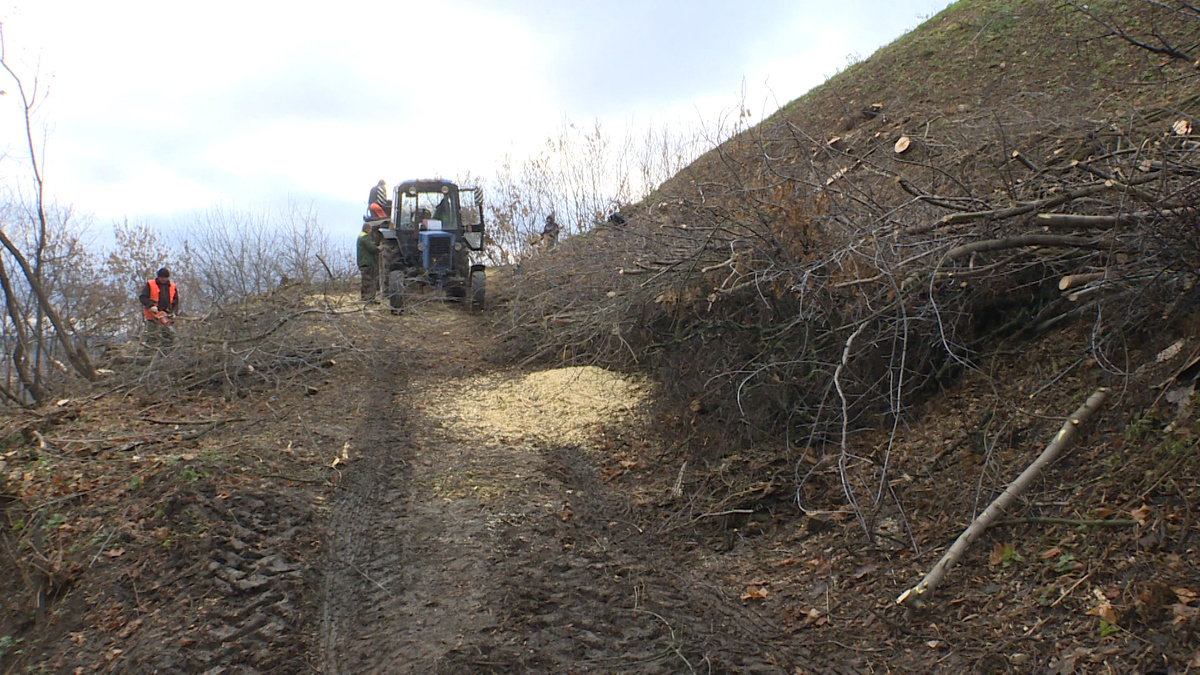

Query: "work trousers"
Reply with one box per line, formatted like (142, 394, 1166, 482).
(360, 265, 378, 301)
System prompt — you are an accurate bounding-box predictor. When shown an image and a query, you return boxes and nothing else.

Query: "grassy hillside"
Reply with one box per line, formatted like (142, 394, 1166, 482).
(508, 0, 1200, 444)
(502, 1, 1200, 668)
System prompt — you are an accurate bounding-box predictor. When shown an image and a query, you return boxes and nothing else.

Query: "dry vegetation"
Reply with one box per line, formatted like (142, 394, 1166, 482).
(3, 0, 1200, 671)
(496, 0, 1200, 668)
(506, 0, 1200, 446)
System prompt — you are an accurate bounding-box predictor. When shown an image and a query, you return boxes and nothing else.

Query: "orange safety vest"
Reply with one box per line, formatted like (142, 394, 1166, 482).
(143, 279, 177, 321)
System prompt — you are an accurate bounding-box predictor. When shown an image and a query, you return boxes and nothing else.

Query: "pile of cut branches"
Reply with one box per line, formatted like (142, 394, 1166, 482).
(97, 283, 371, 403)
(500, 1, 1200, 455)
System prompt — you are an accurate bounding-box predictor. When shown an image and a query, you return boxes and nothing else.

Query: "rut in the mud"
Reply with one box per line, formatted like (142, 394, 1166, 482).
(315, 314, 831, 673)
(316, 351, 418, 672)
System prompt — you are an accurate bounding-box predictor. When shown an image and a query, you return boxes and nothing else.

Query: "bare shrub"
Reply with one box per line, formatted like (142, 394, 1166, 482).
(500, 1, 1200, 533)
(484, 118, 709, 265)
(177, 202, 350, 307)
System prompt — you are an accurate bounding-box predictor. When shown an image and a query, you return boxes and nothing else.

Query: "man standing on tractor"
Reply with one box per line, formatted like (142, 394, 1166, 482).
(139, 267, 178, 345)
(358, 223, 380, 302)
(368, 179, 391, 220)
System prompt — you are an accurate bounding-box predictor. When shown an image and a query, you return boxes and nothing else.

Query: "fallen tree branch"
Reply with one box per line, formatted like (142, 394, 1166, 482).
(144, 416, 249, 426)
(944, 235, 1112, 261)
(937, 171, 1163, 226)
(897, 387, 1109, 609)
(1059, 272, 1107, 291)
(992, 516, 1137, 527)
(1036, 213, 1139, 229)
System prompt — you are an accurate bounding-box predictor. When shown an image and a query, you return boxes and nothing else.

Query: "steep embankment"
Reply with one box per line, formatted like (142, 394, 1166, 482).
(499, 0, 1200, 670)
(2, 2, 1199, 672)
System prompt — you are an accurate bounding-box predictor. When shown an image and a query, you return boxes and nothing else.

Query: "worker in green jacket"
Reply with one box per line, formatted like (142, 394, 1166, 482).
(357, 223, 380, 302)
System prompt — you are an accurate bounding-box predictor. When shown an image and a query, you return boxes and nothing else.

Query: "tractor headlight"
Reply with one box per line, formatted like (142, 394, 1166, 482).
(453, 242, 464, 251)
(417, 243, 426, 252)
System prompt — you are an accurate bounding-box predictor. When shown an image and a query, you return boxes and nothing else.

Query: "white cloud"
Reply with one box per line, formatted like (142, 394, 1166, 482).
(0, 0, 953, 230)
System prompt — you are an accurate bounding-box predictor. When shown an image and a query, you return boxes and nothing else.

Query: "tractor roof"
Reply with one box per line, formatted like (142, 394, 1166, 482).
(396, 179, 458, 194)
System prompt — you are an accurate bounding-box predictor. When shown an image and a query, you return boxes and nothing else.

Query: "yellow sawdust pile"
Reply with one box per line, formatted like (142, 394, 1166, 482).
(418, 366, 651, 446)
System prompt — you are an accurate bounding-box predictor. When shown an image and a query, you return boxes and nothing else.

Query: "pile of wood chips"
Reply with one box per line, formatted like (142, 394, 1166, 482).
(419, 365, 651, 447)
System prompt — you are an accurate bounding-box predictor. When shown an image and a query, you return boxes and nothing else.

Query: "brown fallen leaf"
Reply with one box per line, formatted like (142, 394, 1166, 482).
(741, 586, 768, 601)
(1173, 603, 1199, 625)
(102, 548, 125, 558)
(1040, 546, 1063, 560)
(852, 563, 879, 580)
(1086, 587, 1120, 624)
(117, 618, 143, 639)
(1131, 504, 1153, 525)
(989, 543, 1006, 567)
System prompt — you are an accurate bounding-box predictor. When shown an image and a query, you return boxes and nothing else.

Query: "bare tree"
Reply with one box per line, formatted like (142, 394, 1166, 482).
(484, 117, 710, 265)
(177, 202, 346, 307)
(0, 27, 98, 404)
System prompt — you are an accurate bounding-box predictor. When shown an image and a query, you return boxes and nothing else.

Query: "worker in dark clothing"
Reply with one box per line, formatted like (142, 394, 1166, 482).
(139, 267, 179, 345)
(541, 213, 560, 250)
(368, 180, 391, 220)
(357, 223, 380, 302)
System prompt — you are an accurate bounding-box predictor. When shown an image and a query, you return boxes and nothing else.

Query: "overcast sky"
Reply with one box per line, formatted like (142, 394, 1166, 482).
(0, 0, 951, 243)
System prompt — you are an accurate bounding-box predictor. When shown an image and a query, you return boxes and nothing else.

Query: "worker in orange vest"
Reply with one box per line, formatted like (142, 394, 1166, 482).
(138, 267, 179, 344)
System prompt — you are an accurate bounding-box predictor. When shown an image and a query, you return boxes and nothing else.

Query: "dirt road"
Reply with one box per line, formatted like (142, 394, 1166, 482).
(313, 305, 821, 673)
(1, 298, 830, 674)
(9, 296, 1188, 673)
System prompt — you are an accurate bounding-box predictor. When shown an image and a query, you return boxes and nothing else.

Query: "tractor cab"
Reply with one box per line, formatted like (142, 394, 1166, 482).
(376, 179, 486, 311)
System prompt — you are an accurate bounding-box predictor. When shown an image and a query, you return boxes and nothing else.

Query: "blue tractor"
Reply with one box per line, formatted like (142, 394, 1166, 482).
(367, 179, 486, 311)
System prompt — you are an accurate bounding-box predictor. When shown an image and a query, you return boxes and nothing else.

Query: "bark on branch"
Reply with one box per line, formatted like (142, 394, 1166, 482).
(937, 172, 1163, 226)
(1036, 213, 1140, 229)
(896, 387, 1109, 609)
(1059, 272, 1107, 291)
(944, 235, 1112, 261)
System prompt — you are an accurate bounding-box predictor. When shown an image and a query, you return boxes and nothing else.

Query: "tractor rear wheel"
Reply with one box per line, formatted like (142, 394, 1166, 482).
(386, 271, 407, 312)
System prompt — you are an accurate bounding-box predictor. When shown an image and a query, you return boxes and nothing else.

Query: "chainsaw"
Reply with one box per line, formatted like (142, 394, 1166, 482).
(149, 310, 174, 327)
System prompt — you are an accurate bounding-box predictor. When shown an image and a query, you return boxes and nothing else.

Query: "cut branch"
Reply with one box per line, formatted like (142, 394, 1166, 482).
(1059, 272, 1107, 291)
(944, 235, 1112, 261)
(1036, 213, 1139, 229)
(938, 171, 1163, 226)
(897, 387, 1109, 609)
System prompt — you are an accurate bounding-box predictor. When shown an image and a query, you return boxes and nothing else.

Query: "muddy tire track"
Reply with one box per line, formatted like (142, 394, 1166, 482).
(316, 318, 836, 672)
(317, 353, 415, 673)
(317, 339, 506, 673)
(430, 445, 835, 674)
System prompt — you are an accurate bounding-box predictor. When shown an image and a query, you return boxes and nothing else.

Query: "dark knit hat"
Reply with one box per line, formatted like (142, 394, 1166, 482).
(157, 268, 170, 278)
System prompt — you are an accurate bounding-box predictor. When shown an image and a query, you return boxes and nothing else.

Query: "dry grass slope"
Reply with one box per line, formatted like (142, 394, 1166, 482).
(499, 2, 1200, 669)
(505, 0, 1200, 449)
